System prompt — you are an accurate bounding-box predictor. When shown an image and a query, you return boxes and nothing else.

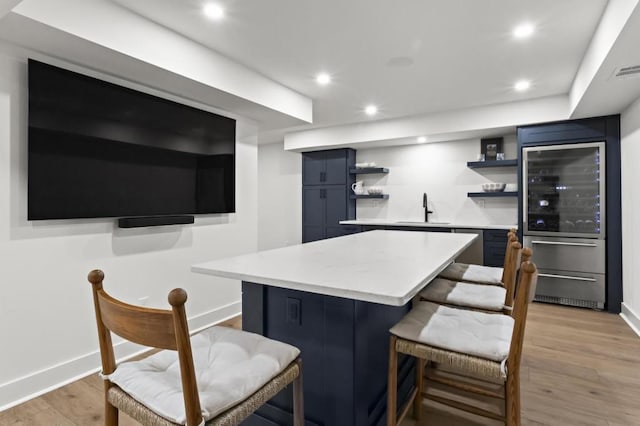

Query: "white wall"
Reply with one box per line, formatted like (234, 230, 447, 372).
(355, 136, 518, 225)
(257, 142, 302, 250)
(621, 95, 640, 335)
(0, 0, 22, 19)
(255, 137, 518, 257)
(0, 52, 256, 409)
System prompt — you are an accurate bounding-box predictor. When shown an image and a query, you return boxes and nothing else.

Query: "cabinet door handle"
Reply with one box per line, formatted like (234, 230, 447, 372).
(538, 273, 597, 282)
(320, 189, 326, 199)
(320, 171, 326, 182)
(531, 240, 598, 248)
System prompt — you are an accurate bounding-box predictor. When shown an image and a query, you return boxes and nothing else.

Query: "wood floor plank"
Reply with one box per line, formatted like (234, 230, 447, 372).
(0, 398, 71, 426)
(0, 398, 50, 421)
(82, 372, 104, 393)
(520, 346, 601, 381)
(519, 392, 609, 426)
(521, 374, 633, 424)
(40, 380, 105, 425)
(1, 306, 639, 426)
(0, 406, 76, 426)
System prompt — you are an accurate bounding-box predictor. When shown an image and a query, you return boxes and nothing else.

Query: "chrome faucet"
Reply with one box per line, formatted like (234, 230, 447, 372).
(423, 193, 433, 222)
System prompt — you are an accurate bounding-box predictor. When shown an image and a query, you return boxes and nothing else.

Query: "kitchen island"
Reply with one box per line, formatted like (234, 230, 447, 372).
(192, 230, 476, 426)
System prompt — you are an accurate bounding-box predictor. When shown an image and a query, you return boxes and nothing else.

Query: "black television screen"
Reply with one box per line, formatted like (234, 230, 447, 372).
(27, 59, 236, 220)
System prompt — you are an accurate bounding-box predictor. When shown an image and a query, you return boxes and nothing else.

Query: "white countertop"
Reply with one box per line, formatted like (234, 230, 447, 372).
(340, 219, 517, 231)
(192, 230, 476, 306)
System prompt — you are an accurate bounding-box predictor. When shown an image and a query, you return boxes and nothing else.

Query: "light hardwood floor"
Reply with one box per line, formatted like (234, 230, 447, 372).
(1, 304, 638, 425)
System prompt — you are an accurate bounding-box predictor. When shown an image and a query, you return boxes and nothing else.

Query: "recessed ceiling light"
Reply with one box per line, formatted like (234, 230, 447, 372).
(203, 3, 225, 20)
(417, 136, 427, 143)
(364, 105, 378, 116)
(514, 80, 531, 92)
(316, 73, 331, 85)
(513, 23, 535, 39)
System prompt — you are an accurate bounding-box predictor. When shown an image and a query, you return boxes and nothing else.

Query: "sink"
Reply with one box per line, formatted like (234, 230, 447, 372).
(395, 221, 450, 225)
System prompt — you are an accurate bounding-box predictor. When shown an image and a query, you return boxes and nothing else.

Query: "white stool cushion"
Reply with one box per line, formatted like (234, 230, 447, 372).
(438, 262, 503, 286)
(390, 301, 514, 362)
(106, 326, 300, 425)
(419, 278, 507, 311)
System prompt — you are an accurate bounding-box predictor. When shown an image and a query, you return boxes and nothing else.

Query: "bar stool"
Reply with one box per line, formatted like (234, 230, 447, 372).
(420, 244, 532, 313)
(386, 261, 538, 426)
(437, 229, 517, 286)
(88, 270, 305, 426)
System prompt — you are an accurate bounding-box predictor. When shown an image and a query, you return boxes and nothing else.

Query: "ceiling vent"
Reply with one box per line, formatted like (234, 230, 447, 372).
(613, 65, 640, 79)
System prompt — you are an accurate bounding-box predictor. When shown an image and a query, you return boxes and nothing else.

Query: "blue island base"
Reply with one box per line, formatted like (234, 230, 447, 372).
(241, 282, 415, 426)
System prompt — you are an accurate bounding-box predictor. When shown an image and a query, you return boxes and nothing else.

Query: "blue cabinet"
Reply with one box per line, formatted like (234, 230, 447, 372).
(302, 149, 352, 185)
(242, 282, 414, 425)
(302, 149, 356, 242)
(483, 229, 508, 267)
(303, 186, 355, 242)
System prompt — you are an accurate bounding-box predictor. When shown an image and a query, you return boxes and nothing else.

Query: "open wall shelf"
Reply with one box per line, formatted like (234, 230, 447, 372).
(467, 159, 517, 168)
(350, 194, 389, 199)
(349, 167, 389, 174)
(468, 191, 518, 198)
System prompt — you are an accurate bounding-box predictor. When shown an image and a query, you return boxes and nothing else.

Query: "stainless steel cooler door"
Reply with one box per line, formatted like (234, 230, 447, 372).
(522, 142, 605, 239)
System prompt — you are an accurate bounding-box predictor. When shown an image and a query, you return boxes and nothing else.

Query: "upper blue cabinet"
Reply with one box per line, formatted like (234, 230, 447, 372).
(302, 149, 356, 243)
(302, 149, 355, 185)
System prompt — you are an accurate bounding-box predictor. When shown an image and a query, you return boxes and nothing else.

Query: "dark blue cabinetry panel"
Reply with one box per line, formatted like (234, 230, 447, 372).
(518, 118, 606, 145)
(302, 149, 356, 243)
(302, 152, 326, 186)
(324, 150, 350, 185)
(241, 282, 414, 426)
(483, 229, 508, 267)
(325, 186, 348, 225)
(517, 115, 621, 313)
(302, 149, 354, 185)
(302, 187, 324, 227)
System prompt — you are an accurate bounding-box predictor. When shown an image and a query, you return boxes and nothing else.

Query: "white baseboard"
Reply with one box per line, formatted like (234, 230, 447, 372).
(620, 302, 640, 338)
(0, 301, 241, 411)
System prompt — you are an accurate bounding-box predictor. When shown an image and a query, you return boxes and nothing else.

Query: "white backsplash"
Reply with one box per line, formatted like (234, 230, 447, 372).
(354, 136, 518, 225)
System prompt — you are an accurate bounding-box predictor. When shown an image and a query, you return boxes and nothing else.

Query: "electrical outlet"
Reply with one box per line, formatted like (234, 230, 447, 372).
(138, 296, 149, 306)
(477, 199, 485, 208)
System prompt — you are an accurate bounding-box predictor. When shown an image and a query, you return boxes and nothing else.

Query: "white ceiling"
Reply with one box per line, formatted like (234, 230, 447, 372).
(2, 0, 640, 147)
(111, 0, 609, 128)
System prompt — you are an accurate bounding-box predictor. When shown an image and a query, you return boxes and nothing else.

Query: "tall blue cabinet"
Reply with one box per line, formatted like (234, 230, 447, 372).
(302, 149, 357, 243)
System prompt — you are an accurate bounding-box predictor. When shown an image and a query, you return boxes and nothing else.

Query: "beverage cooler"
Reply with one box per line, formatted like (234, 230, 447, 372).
(522, 142, 606, 309)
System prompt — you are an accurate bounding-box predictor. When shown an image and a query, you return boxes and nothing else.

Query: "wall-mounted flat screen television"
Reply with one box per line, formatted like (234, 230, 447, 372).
(28, 59, 236, 220)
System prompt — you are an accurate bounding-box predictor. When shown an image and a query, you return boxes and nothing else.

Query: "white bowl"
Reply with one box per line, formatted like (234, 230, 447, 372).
(367, 186, 383, 195)
(481, 183, 506, 192)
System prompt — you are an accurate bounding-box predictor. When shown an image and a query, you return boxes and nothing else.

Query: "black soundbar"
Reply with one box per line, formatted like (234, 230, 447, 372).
(117, 215, 195, 228)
